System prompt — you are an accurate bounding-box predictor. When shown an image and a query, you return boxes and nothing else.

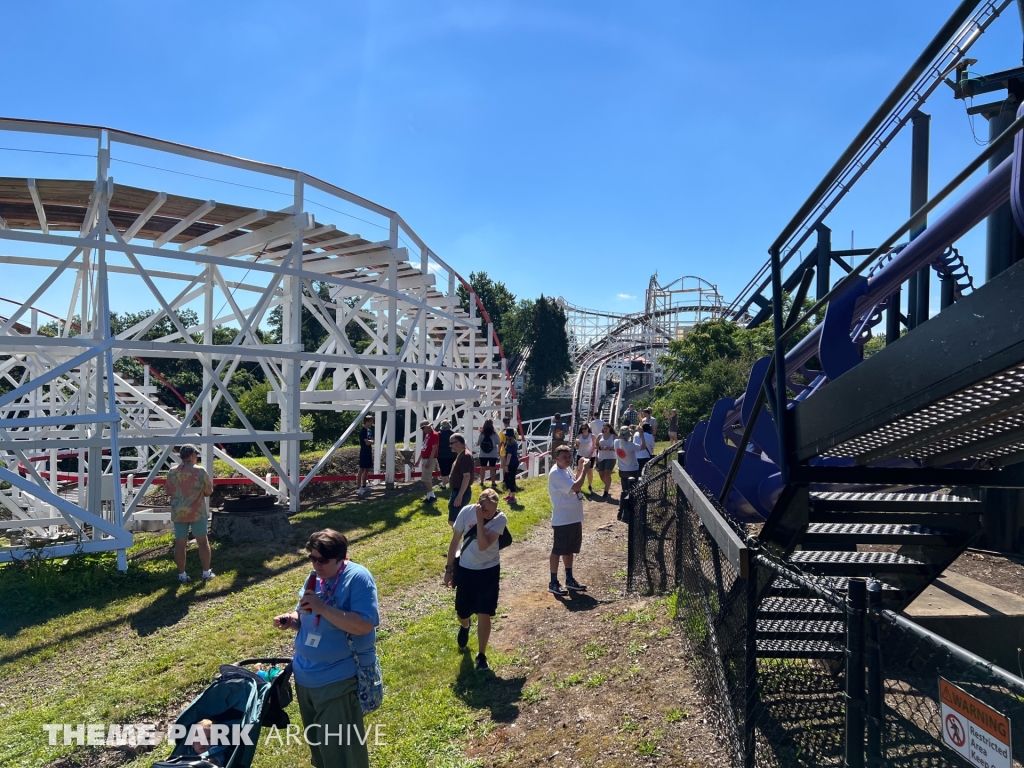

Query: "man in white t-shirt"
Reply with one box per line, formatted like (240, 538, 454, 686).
(546, 445, 588, 596)
(589, 412, 605, 438)
(443, 488, 507, 671)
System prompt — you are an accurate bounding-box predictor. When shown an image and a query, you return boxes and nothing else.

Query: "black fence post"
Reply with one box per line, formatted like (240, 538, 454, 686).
(623, 477, 637, 589)
(865, 581, 883, 767)
(744, 560, 758, 768)
(845, 578, 867, 768)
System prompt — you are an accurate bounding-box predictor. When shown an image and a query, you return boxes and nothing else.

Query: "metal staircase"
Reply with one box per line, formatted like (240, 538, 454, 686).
(748, 258, 1024, 660)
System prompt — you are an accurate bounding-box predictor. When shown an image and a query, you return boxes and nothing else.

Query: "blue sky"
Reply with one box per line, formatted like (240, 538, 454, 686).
(2, 0, 1023, 317)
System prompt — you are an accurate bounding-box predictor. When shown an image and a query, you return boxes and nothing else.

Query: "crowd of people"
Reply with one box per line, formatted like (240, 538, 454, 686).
(161, 402, 670, 767)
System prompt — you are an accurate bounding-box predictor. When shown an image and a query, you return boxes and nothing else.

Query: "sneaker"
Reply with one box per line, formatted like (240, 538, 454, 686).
(566, 578, 587, 592)
(588, 486, 593, 494)
(457, 624, 470, 649)
(603, 491, 611, 500)
(475, 653, 489, 671)
(548, 581, 568, 596)
(425, 494, 436, 503)
(503, 494, 512, 502)
(201, 570, 215, 581)
(178, 573, 191, 584)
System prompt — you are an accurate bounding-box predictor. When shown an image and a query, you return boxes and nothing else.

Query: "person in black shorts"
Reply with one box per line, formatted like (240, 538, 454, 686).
(357, 414, 374, 497)
(443, 488, 507, 671)
(502, 420, 520, 504)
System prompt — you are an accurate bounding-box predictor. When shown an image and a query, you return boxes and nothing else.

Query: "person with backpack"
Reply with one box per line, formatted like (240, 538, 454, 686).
(273, 529, 380, 768)
(501, 418, 521, 504)
(549, 412, 569, 452)
(477, 419, 499, 489)
(443, 488, 508, 671)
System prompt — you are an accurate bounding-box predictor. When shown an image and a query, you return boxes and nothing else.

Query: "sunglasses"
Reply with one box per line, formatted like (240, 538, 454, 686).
(308, 554, 335, 565)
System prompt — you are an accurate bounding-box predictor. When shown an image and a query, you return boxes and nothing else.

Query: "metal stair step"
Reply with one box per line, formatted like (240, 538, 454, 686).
(756, 619, 845, 639)
(767, 577, 902, 597)
(789, 550, 930, 575)
(809, 491, 980, 513)
(802, 522, 961, 545)
(755, 638, 845, 660)
(807, 511, 982, 528)
(759, 596, 844, 619)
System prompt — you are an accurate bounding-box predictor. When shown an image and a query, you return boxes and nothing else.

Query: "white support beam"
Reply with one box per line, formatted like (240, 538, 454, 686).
(123, 192, 168, 242)
(202, 214, 311, 258)
(153, 200, 216, 248)
(179, 209, 268, 251)
(26, 179, 48, 235)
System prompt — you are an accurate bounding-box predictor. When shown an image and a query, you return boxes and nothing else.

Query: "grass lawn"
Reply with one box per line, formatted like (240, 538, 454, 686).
(0, 478, 555, 768)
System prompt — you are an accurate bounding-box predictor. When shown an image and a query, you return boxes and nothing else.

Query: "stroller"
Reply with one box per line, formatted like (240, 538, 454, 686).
(153, 657, 294, 768)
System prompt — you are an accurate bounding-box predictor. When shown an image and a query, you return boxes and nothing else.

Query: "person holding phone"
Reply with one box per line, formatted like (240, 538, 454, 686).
(546, 445, 588, 596)
(273, 529, 379, 768)
(443, 488, 507, 671)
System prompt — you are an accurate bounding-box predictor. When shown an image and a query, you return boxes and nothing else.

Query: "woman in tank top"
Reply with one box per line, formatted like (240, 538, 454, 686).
(595, 423, 617, 500)
(575, 424, 596, 495)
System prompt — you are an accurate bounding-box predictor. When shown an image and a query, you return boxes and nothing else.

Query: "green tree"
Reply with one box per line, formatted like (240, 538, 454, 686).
(659, 318, 743, 380)
(525, 295, 572, 390)
(499, 298, 535, 362)
(457, 271, 518, 341)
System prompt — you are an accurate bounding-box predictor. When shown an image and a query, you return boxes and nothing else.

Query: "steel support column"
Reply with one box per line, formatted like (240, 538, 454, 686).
(816, 224, 832, 303)
(845, 578, 867, 768)
(908, 110, 930, 329)
(982, 98, 1024, 551)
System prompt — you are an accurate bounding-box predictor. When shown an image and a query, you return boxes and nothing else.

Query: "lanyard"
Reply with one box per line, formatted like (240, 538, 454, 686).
(313, 560, 347, 629)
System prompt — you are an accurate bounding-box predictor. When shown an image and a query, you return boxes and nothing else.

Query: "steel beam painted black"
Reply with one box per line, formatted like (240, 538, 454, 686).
(910, 111, 931, 328)
(816, 224, 832, 303)
(789, 465, 1024, 488)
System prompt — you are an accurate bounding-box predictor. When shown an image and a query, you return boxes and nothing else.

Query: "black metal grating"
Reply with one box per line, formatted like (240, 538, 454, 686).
(805, 522, 943, 536)
(790, 551, 924, 566)
(821, 362, 1024, 460)
(811, 491, 975, 504)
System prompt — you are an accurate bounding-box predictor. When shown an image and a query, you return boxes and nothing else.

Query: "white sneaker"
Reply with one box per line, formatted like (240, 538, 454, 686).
(201, 570, 215, 581)
(178, 573, 191, 584)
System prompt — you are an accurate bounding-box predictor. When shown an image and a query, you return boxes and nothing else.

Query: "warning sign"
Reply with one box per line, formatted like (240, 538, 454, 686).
(939, 677, 1012, 768)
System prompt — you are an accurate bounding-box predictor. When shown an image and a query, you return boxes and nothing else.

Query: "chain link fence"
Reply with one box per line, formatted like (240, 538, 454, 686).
(869, 607, 1024, 766)
(624, 457, 1024, 768)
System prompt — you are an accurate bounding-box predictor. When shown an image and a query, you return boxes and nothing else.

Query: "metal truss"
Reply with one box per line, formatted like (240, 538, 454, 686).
(0, 119, 513, 567)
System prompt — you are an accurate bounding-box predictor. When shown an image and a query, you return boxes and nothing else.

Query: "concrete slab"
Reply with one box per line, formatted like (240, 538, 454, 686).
(904, 571, 1024, 672)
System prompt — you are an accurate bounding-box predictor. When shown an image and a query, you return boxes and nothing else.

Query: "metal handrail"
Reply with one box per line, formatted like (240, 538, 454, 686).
(717, 111, 1024, 505)
(728, 0, 1011, 319)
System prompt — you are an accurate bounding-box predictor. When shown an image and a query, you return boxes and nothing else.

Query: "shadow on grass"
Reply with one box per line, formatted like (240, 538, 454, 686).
(0, 487, 424, 650)
(452, 650, 526, 723)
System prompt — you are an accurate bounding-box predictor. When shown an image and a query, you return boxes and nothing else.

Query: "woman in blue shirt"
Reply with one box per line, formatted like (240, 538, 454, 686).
(274, 529, 380, 768)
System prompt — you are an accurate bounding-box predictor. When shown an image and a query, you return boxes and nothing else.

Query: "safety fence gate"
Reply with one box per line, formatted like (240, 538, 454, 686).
(625, 454, 1024, 767)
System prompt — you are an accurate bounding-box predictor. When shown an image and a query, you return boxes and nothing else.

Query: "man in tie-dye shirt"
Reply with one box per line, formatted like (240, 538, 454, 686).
(166, 444, 215, 584)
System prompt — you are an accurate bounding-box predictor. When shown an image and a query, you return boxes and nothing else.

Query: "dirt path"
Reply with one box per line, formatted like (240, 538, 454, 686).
(463, 494, 731, 767)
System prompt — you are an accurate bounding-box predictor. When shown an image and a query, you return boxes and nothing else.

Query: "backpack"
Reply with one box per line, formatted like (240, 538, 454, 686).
(481, 433, 494, 453)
